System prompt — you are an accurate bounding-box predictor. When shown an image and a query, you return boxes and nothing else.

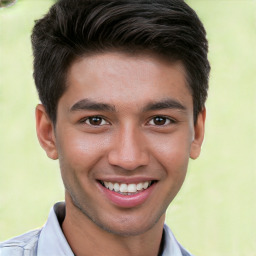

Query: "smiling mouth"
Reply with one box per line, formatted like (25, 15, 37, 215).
(99, 180, 156, 195)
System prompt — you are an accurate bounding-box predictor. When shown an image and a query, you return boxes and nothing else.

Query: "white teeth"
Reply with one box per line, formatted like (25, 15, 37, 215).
(136, 183, 143, 191)
(120, 184, 128, 193)
(127, 184, 137, 193)
(143, 181, 149, 189)
(104, 181, 109, 188)
(102, 181, 153, 194)
(108, 182, 114, 190)
(113, 183, 119, 192)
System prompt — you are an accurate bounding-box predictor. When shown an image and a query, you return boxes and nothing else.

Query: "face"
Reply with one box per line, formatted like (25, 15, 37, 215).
(36, 52, 205, 236)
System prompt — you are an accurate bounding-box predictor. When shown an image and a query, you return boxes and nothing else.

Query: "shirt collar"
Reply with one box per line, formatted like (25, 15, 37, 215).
(37, 202, 74, 256)
(37, 202, 184, 256)
(162, 224, 183, 256)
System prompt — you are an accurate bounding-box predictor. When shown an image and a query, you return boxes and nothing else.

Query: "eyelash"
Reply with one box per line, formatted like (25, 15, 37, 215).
(80, 115, 176, 127)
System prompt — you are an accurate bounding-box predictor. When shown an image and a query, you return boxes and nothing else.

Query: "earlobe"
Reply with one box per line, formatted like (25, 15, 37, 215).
(190, 108, 206, 160)
(35, 104, 58, 160)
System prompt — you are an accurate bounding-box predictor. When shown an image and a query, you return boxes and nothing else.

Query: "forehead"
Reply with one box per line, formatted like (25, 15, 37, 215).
(62, 52, 192, 112)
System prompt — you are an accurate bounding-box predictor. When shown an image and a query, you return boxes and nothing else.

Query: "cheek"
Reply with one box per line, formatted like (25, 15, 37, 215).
(56, 129, 112, 173)
(149, 131, 192, 175)
(153, 134, 191, 202)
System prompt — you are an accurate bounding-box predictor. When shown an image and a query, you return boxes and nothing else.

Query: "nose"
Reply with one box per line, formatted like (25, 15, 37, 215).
(108, 126, 149, 171)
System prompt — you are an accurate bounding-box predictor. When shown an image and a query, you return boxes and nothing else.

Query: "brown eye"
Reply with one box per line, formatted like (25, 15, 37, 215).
(153, 116, 167, 125)
(85, 116, 108, 126)
(148, 116, 172, 126)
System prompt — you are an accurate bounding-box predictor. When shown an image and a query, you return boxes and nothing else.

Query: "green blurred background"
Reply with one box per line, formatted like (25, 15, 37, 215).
(0, 0, 255, 255)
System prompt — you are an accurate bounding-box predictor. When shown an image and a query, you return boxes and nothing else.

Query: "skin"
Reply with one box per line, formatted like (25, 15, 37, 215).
(36, 52, 205, 256)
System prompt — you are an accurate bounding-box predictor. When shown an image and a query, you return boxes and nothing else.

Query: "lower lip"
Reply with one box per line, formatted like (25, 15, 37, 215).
(98, 182, 156, 208)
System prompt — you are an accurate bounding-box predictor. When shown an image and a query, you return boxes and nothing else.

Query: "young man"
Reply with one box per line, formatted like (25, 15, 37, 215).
(0, 0, 210, 255)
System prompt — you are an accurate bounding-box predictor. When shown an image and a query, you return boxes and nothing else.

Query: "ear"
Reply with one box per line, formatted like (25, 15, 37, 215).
(190, 108, 206, 160)
(35, 104, 58, 160)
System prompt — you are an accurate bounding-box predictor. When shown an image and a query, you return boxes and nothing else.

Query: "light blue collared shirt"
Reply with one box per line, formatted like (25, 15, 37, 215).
(0, 202, 193, 256)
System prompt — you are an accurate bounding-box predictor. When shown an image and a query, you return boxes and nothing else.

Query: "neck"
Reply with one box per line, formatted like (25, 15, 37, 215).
(62, 196, 165, 256)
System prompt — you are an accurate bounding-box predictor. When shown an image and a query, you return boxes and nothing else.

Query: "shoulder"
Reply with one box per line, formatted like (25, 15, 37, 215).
(0, 229, 42, 256)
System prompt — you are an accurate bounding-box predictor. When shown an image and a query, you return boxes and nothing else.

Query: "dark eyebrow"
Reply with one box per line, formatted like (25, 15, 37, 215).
(70, 99, 116, 112)
(142, 98, 186, 112)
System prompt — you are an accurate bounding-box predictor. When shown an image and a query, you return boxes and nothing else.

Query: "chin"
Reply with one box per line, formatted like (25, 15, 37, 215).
(92, 210, 166, 237)
(96, 220, 157, 237)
